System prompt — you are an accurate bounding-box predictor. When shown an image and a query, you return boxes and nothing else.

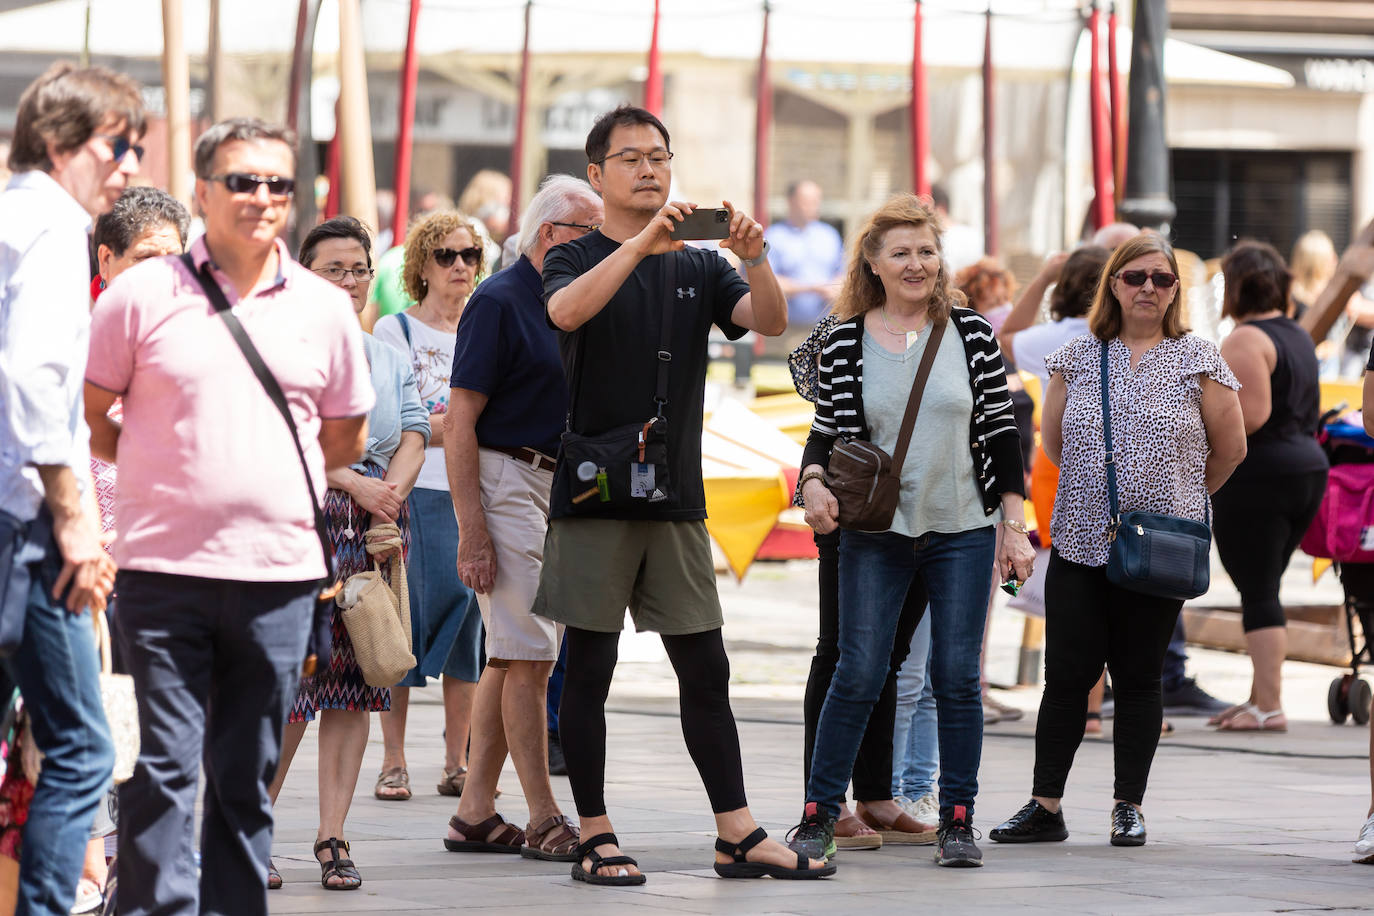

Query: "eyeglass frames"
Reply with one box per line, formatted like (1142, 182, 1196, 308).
(1115, 269, 1178, 289)
(313, 266, 375, 283)
(209, 172, 296, 197)
(593, 150, 673, 170)
(95, 134, 144, 163)
(550, 221, 600, 234)
(432, 246, 483, 269)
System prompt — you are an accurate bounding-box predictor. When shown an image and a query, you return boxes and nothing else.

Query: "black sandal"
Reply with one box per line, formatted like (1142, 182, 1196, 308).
(314, 838, 361, 891)
(570, 832, 646, 886)
(714, 827, 836, 880)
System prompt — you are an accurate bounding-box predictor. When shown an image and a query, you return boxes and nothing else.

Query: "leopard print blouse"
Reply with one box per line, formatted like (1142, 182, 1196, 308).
(1046, 333, 1240, 567)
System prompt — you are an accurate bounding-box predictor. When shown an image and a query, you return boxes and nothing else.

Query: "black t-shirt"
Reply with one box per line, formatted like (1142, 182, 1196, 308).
(542, 232, 750, 520)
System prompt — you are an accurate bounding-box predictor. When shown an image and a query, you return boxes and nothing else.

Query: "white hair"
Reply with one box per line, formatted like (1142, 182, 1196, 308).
(517, 174, 601, 257)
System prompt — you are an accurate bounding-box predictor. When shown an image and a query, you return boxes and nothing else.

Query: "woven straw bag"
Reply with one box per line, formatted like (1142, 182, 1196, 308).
(96, 609, 140, 784)
(338, 525, 414, 688)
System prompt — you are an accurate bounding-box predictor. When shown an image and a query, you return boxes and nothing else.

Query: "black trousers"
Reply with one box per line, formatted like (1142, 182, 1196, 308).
(802, 530, 926, 802)
(1213, 468, 1327, 632)
(1031, 550, 1181, 806)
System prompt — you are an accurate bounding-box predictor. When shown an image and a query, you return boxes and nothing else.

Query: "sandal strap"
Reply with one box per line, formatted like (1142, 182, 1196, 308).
(713, 826, 768, 861)
(590, 854, 638, 875)
(449, 813, 524, 846)
(527, 814, 579, 854)
(314, 837, 350, 858)
(576, 831, 619, 859)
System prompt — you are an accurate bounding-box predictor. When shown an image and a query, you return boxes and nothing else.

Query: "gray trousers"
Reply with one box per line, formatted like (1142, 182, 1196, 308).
(113, 571, 314, 916)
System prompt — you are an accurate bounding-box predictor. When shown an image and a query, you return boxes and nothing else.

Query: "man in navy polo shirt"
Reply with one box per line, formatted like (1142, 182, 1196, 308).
(442, 175, 602, 859)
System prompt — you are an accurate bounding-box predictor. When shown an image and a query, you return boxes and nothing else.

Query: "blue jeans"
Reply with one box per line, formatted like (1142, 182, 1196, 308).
(892, 612, 939, 800)
(546, 635, 567, 734)
(113, 571, 315, 916)
(3, 520, 112, 916)
(807, 526, 995, 823)
(399, 487, 483, 686)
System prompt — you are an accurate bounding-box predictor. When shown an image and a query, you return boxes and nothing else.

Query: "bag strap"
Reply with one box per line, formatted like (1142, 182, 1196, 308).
(397, 311, 413, 347)
(1100, 339, 1120, 527)
(180, 253, 336, 589)
(889, 319, 947, 473)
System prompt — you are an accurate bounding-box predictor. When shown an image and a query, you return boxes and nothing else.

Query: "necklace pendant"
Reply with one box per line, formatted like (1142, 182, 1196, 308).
(906, 329, 919, 350)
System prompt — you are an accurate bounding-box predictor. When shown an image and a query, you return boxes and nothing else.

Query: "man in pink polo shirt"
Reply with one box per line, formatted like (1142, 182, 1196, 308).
(84, 118, 373, 916)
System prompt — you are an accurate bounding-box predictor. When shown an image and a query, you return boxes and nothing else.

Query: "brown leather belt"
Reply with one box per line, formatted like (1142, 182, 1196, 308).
(485, 445, 556, 473)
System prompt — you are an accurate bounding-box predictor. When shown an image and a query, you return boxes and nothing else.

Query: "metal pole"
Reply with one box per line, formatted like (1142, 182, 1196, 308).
(753, 1, 771, 225)
(645, 0, 663, 115)
(911, 0, 930, 197)
(1108, 2, 1127, 203)
(288, 0, 321, 252)
(207, 0, 222, 122)
(286, 0, 309, 134)
(506, 0, 532, 239)
(982, 5, 997, 256)
(1089, 2, 1114, 231)
(337, 0, 377, 227)
(1118, 0, 1175, 232)
(395, 0, 423, 240)
(160, 0, 192, 208)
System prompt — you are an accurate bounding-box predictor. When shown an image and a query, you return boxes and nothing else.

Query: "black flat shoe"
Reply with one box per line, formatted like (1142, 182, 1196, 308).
(990, 799, 1069, 843)
(1109, 802, 1146, 847)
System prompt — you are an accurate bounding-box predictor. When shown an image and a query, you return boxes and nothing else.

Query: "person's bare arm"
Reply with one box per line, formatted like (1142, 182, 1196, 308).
(1347, 291, 1374, 329)
(799, 465, 838, 535)
(36, 464, 113, 613)
(1201, 379, 1248, 493)
(83, 384, 121, 464)
(999, 252, 1068, 353)
(444, 388, 496, 593)
(384, 430, 426, 501)
(427, 412, 446, 449)
(319, 416, 368, 470)
(1041, 372, 1067, 466)
(1220, 325, 1275, 435)
(1301, 217, 1374, 343)
(547, 201, 693, 332)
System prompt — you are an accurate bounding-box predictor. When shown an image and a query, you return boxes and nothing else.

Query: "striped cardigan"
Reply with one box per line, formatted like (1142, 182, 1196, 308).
(798, 307, 1025, 515)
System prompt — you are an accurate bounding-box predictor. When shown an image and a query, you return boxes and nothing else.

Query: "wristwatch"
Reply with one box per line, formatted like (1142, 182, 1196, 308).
(741, 238, 770, 269)
(1001, 519, 1029, 535)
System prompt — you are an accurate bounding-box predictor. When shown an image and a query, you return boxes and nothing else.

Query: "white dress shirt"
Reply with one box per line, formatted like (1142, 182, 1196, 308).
(0, 170, 94, 520)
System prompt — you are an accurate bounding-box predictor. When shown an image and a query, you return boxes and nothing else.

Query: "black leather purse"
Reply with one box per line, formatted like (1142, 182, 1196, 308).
(1100, 340, 1211, 600)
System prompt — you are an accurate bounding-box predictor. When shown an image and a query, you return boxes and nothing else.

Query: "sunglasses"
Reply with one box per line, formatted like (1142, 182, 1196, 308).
(1116, 269, 1178, 289)
(96, 134, 144, 163)
(209, 172, 296, 197)
(551, 221, 600, 235)
(432, 246, 483, 269)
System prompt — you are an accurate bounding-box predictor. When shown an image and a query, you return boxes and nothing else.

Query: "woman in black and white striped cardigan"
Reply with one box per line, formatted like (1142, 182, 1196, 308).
(786, 194, 1034, 870)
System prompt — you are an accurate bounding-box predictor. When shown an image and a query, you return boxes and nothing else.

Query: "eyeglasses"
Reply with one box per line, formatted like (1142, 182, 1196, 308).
(313, 266, 375, 283)
(550, 221, 600, 235)
(1115, 269, 1178, 289)
(432, 246, 483, 269)
(594, 150, 673, 170)
(96, 134, 144, 163)
(209, 173, 296, 197)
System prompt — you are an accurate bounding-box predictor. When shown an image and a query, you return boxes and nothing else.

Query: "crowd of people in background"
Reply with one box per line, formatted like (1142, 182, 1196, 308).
(6, 57, 1374, 916)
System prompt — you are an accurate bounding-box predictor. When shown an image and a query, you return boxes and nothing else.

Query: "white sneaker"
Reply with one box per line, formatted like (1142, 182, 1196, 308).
(1355, 811, 1374, 863)
(912, 792, 939, 826)
(895, 795, 917, 817)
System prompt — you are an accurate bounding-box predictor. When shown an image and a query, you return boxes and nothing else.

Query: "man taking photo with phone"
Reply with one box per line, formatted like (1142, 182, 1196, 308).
(531, 104, 832, 886)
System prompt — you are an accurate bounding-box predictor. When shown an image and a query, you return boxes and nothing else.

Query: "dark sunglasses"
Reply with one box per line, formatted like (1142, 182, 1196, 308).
(97, 134, 144, 163)
(1116, 269, 1178, 289)
(210, 172, 296, 197)
(432, 246, 483, 269)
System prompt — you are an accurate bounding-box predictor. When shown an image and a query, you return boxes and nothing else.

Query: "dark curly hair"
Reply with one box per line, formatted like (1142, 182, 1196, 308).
(1050, 246, 1110, 321)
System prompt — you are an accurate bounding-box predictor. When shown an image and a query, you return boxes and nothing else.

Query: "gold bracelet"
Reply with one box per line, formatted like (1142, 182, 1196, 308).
(799, 470, 827, 488)
(1001, 519, 1029, 535)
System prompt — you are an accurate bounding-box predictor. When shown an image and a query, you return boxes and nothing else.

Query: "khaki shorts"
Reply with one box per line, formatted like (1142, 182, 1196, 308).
(532, 517, 723, 635)
(475, 449, 563, 663)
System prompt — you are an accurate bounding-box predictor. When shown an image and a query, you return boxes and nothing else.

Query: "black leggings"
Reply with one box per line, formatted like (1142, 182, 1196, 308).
(1212, 468, 1327, 632)
(558, 625, 747, 817)
(1032, 550, 1181, 806)
(802, 530, 927, 802)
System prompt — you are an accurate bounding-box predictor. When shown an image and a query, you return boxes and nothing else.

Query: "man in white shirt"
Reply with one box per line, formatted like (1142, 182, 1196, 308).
(0, 61, 142, 916)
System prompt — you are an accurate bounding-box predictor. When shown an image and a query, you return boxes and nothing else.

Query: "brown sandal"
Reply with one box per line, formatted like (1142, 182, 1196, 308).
(436, 765, 500, 798)
(375, 766, 411, 801)
(857, 807, 938, 845)
(521, 814, 581, 862)
(834, 814, 882, 850)
(444, 813, 525, 854)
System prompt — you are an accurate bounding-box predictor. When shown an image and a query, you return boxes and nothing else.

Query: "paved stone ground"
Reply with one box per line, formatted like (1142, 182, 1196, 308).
(267, 555, 1374, 915)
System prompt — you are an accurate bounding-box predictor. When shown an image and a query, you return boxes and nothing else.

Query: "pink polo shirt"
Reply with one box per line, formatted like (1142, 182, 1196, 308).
(86, 236, 374, 582)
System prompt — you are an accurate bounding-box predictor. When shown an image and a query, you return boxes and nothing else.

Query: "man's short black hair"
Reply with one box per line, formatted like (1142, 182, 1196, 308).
(585, 105, 671, 165)
(92, 186, 190, 257)
(299, 216, 372, 269)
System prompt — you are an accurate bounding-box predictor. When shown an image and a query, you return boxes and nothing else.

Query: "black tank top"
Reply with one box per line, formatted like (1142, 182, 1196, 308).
(1233, 316, 1329, 479)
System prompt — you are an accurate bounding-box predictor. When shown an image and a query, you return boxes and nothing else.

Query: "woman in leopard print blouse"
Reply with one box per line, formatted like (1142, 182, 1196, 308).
(990, 234, 1246, 849)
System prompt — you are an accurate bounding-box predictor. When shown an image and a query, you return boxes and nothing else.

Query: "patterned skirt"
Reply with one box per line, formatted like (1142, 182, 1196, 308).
(289, 462, 412, 723)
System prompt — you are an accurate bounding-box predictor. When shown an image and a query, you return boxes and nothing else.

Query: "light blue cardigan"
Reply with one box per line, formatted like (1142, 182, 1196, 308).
(357, 334, 430, 471)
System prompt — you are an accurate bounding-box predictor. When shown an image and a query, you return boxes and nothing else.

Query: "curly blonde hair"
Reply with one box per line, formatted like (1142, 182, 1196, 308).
(402, 210, 485, 302)
(831, 194, 966, 322)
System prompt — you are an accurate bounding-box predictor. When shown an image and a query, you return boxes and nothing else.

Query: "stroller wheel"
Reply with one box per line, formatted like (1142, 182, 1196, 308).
(1353, 680, 1373, 726)
(1329, 676, 1350, 724)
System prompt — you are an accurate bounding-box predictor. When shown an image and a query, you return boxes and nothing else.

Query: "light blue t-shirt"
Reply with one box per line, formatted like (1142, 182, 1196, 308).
(764, 219, 844, 323)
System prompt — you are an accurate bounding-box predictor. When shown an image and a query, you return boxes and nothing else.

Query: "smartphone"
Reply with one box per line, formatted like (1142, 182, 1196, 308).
(670, 207, 731, 240)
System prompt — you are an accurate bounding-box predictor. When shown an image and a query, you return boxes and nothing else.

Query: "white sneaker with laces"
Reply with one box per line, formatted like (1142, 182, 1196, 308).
(894, 794, 915, 815)
(913, 792, 939, 826)
(1355, 811, 1374, 863)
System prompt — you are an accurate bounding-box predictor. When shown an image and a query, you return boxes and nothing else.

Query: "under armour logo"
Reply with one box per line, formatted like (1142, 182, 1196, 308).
(676, 287, 696, 299)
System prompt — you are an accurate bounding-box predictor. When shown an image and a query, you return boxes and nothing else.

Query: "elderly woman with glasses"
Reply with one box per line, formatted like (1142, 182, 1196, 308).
(263, 216, 430, 890)
(372, 211, 488, 803)
(990, 233, 1246, 849)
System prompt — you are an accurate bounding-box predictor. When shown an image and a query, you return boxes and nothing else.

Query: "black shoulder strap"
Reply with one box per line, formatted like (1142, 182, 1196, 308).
(180, 253, 335, 584)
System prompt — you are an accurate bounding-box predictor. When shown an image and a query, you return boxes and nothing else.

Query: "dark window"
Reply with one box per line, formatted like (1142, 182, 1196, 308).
(1170, 149, 1352, 261)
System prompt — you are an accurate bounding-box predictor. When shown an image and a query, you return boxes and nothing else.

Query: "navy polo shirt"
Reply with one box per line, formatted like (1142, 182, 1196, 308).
(450, 255, 567, 456)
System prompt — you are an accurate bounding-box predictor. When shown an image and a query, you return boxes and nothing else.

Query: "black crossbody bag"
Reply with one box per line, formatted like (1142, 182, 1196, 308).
(1100, 340, 1211, 600)
(556, 258, 676, 513)
(181, 254, 339, 675)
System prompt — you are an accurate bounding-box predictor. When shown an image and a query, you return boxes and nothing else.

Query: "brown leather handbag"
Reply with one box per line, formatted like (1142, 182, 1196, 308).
(824, 320, 946, 531)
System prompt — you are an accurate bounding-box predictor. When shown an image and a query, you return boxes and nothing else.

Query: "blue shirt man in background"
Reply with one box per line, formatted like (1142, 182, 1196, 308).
(764, 180, 844, 325)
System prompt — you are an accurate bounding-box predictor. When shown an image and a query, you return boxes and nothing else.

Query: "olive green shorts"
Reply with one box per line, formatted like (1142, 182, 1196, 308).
(531, 517, 724, 635)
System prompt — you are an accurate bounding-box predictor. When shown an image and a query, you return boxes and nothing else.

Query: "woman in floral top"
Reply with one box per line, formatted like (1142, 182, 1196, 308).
(990, 234, 1246, 849)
